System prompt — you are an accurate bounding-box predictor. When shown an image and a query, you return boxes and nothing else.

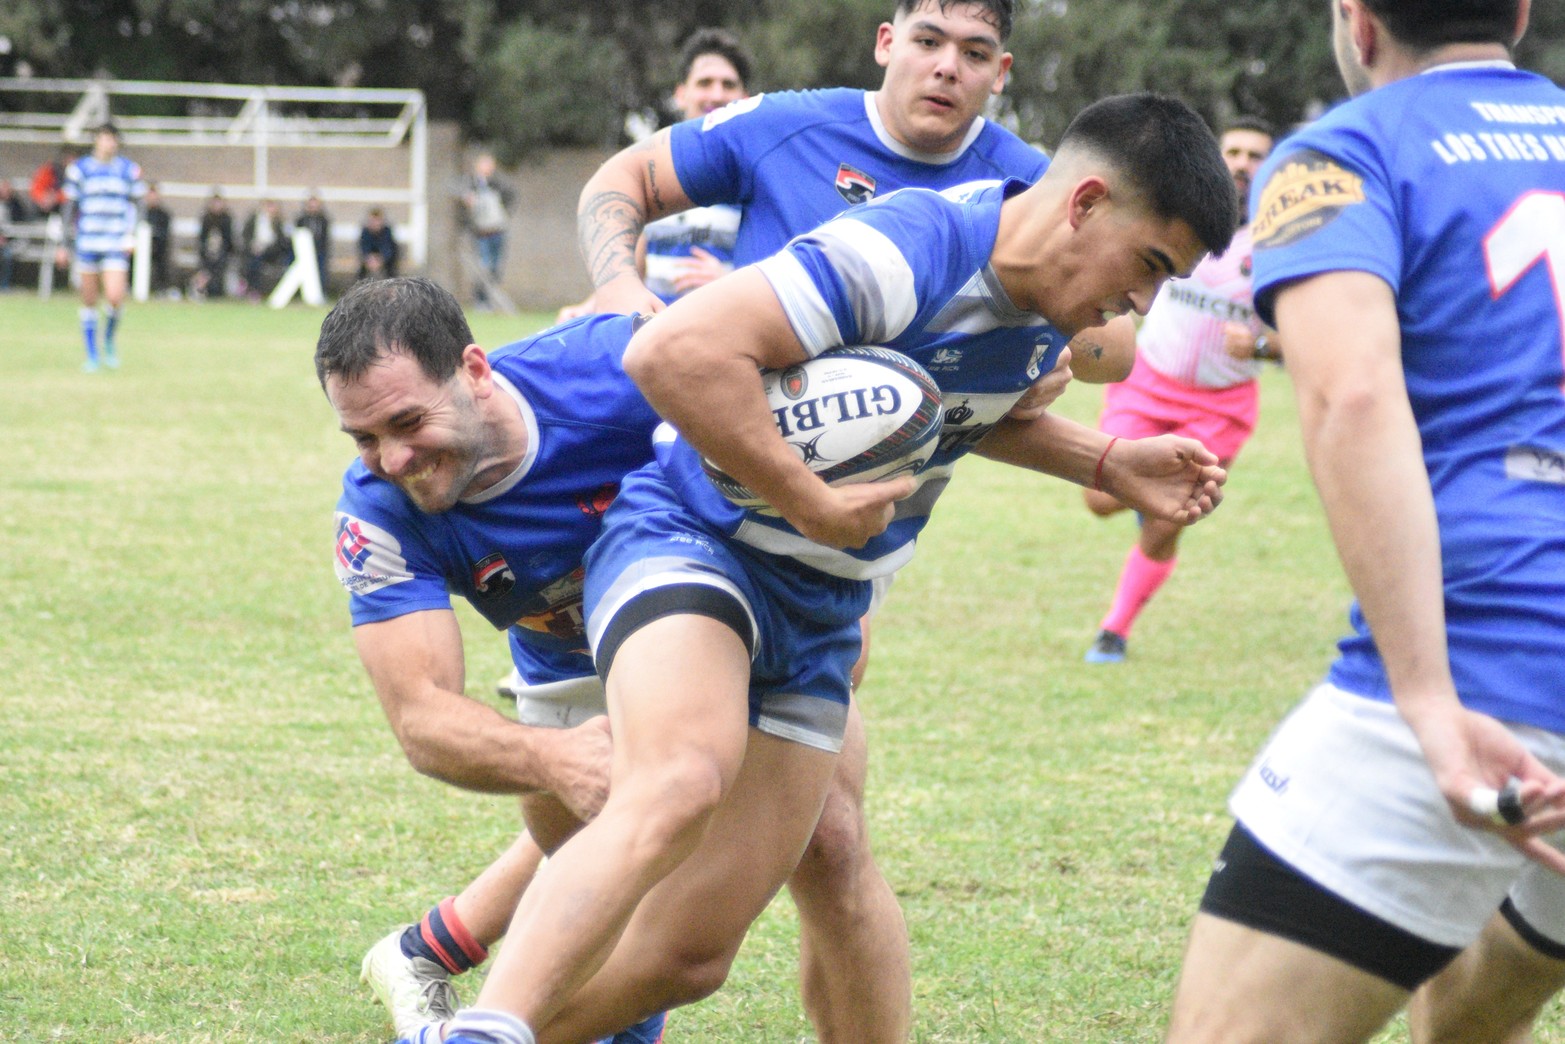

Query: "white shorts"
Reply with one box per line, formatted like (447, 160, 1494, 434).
(511, 674, 607, 730)
(1230, 683, 1565, 948)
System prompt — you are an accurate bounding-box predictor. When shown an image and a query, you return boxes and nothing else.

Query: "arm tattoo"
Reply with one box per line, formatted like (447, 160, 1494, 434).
(578, 189, 645, 289)
(1075, 337, 1105, 360)
(647, 157, 667, 216)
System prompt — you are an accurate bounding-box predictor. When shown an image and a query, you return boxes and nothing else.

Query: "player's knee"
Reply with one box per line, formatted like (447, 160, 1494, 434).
(641, 939, 740, 1007)
(796, 785, 869, 893)
(613, 753, 729, 859)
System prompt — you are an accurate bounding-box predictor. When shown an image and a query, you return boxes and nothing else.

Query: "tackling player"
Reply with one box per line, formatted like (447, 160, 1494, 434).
(433, 92, 1235, 1044)
(365, 4, 1060, 1041)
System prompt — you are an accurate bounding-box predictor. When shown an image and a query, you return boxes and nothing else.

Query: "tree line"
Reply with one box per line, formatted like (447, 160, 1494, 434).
(4, 0, 1562, 159)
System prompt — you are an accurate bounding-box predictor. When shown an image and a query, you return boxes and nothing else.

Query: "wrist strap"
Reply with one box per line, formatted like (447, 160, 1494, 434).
(1093, 436, 1120, 492)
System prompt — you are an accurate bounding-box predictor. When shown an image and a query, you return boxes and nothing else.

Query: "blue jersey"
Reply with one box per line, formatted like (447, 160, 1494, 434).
(332, 314, 661, 683)
(1250, 62, 1565, 731)
(643, 204, 741, 304)
(655, 179, 1069, 579)
(669, 88, 1048, 267)
(63, 154, 145, 255)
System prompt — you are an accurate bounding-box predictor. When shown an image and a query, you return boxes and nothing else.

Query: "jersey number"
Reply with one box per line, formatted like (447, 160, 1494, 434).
(1484, 190, 1565, 393)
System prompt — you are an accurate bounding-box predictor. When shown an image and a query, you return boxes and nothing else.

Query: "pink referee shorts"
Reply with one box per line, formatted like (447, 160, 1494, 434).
(1098, 357, 1259, 465)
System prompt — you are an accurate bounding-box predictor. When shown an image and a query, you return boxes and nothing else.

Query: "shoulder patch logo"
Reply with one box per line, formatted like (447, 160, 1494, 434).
(1252, 150, 1366, 250)
(702, 94, 764, 131)
(835, 163, 877, 206)
(333, 513, 413, 596)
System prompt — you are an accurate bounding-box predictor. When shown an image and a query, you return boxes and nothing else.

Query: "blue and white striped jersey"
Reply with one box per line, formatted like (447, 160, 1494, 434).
(64, 154, 145, 255)
(655, 179, 1069, 579)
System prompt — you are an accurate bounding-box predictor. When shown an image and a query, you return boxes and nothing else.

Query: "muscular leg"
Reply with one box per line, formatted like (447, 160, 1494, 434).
(537, 728, 839, 1042)
(1165, 913, 1410, 1044)
(1409, 910, 1565, 1044)
(789, 698, 911, 1044)
(472, 613, 786, 1032)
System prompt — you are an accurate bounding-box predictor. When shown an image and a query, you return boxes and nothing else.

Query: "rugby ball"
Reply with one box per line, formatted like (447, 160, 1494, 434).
(703, 346, 943, 510)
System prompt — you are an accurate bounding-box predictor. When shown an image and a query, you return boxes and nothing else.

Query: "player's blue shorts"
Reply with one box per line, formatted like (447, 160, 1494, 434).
(75, 248, 131, 274)
(583, 466, 866, 753)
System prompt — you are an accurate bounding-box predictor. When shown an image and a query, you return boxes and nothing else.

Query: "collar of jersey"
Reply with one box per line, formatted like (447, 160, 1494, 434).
(863, 91, 987, 165)
(459, 370, 540, 505)
(1419, 59, 1516, 75)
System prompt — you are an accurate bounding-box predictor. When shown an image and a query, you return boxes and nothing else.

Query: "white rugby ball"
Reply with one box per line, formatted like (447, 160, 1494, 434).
(703, 346, 943, 511)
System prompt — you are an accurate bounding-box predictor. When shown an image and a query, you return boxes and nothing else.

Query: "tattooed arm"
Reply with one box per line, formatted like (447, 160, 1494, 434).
(574, 130, 696, 317)
(1065, 315, 1136, 383)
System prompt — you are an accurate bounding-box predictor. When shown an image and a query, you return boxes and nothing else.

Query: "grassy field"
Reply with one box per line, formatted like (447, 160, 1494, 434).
(0, 292, 1559, 1042)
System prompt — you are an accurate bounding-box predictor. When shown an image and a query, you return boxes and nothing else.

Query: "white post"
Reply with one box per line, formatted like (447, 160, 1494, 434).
(132, 220, 151, 302)
(268, 226, 325, 308)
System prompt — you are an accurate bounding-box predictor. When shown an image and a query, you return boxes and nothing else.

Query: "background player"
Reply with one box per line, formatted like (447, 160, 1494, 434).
(62, 122, 145, 372)
(1080, 116, 1278, 664)
(374, 5, 1054, 1041)
(434, 91, 1236, 1044)
(556, 27, 752, 322)
(1163, 2, 1565, 1041)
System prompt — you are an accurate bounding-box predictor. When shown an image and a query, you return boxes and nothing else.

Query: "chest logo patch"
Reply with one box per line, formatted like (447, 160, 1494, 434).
(835, 163, 877, 206)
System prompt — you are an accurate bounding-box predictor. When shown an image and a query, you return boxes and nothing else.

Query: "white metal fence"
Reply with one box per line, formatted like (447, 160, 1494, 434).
(0, 76, 429, 276)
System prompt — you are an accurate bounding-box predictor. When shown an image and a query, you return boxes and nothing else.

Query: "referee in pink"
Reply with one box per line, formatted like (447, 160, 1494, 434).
(1082, 116, 1278, 664)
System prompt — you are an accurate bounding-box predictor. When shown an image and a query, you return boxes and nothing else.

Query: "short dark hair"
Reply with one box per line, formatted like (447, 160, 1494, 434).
(315, 277, 474, 389)
(1359, 0, 1519, 50)
(895, 0, 1014, 42)
(678, 28, 753, 88)
(1223, 114, 1275, 140)
(1058, 93, 1239, 256)
(95, 122, 120, 137)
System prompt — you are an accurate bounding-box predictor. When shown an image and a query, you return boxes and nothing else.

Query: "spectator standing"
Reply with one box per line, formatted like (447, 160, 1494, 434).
(194, 189, 234, 299)
(32, 146, 74, 286)
(143, 182, 173, 297)
(29, 146, 70, 218)
(62, 122, 145, 371)
(357, 208, 399, 280)
(458, 153, 515, 309)
(241, 198, 293, 298)
(0, 178, 27, 291)
(296, 191, 333, 295)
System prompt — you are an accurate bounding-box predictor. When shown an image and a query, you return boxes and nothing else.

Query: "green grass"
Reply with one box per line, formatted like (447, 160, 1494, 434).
(0, 293, 1559, 1041)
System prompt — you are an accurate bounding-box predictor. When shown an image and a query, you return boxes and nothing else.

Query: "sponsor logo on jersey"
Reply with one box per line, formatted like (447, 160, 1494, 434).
(473, 553, 515, 597)
(1252, 150, 1366, 249)
(943, 398, 975, 426)
(930, 348, 963, 367)
(577, 481, 618, 518)
(835, 163, 877, 206)
(333, 514, 413, 595)
(701, 94, 764, 131)
(514, 566, 588, 641)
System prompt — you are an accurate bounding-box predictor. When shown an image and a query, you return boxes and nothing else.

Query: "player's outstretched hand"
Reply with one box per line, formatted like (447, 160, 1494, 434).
(541, 715, 614, 823)
(1100, 434, 1226, 525)
(671, 247, 730, 296)
(788, 476, 916, 551)
(1406, 701, 1565, 875)
(592, 272, 667, 319)
(1006, 348, 1073, 422)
